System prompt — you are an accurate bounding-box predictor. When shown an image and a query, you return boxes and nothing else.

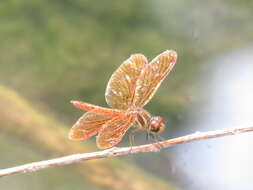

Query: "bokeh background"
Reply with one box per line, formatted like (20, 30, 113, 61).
(1, 0, 253, 190)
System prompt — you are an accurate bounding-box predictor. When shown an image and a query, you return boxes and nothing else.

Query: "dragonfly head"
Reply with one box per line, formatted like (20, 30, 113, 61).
(149, 116, 166, 133)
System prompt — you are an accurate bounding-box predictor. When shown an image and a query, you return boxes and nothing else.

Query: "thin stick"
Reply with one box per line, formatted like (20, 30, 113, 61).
(1, 126, 253, 178)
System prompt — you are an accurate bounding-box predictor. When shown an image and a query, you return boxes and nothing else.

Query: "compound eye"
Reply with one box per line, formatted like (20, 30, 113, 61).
(150, 118, 158, 126)
(150, 116, 165, 133)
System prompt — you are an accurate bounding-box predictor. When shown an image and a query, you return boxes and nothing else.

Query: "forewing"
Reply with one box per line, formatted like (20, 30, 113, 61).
(96, 113, 136, 149)
(69, 110, 112, 141)
(134, 50, 177, 107)
(71, 100, 122, 117)
(105, 54, 147, 110)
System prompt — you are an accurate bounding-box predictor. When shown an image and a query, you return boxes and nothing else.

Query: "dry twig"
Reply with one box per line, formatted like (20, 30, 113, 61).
(1, 126, 253, 178)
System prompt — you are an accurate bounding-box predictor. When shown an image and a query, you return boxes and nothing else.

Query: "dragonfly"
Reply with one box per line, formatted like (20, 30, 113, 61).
(69, 50, 178, 149)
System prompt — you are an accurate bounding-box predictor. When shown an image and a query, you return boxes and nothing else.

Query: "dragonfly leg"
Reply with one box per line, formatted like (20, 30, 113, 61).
(147, 132, 164, 149)
(128, 127, 143, 152)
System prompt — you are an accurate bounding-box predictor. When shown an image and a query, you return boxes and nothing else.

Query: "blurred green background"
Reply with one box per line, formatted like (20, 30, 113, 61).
(1, 0, 253, 190)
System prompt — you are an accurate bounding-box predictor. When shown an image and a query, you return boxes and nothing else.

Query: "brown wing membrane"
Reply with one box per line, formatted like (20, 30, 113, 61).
(133, 50, 177, 107)
(71, 100, 122, 117)
(69, 110, 112, 140)
(96, 113, 136, 149)
(105, 54, 147, 110)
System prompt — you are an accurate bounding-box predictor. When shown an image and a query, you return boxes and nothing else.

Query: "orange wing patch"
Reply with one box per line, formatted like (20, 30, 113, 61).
(71, 101, 122, 117)
(105, 54, 147, 110)
(134, 50, 177, 107)
(96, 113, 136, 149)
(69, 110, 112, 141)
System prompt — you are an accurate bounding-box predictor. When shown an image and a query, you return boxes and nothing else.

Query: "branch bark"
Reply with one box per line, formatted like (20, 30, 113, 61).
(1, 125, 253, 178)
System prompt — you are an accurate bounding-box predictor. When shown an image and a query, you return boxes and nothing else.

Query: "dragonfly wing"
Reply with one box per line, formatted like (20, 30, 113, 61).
(105, 54, 147, 110)
(133, 50, 177, 107)
(71, 100, 122, 117)
(69, 110, 112, 140)
(96, 113, 136, 149)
